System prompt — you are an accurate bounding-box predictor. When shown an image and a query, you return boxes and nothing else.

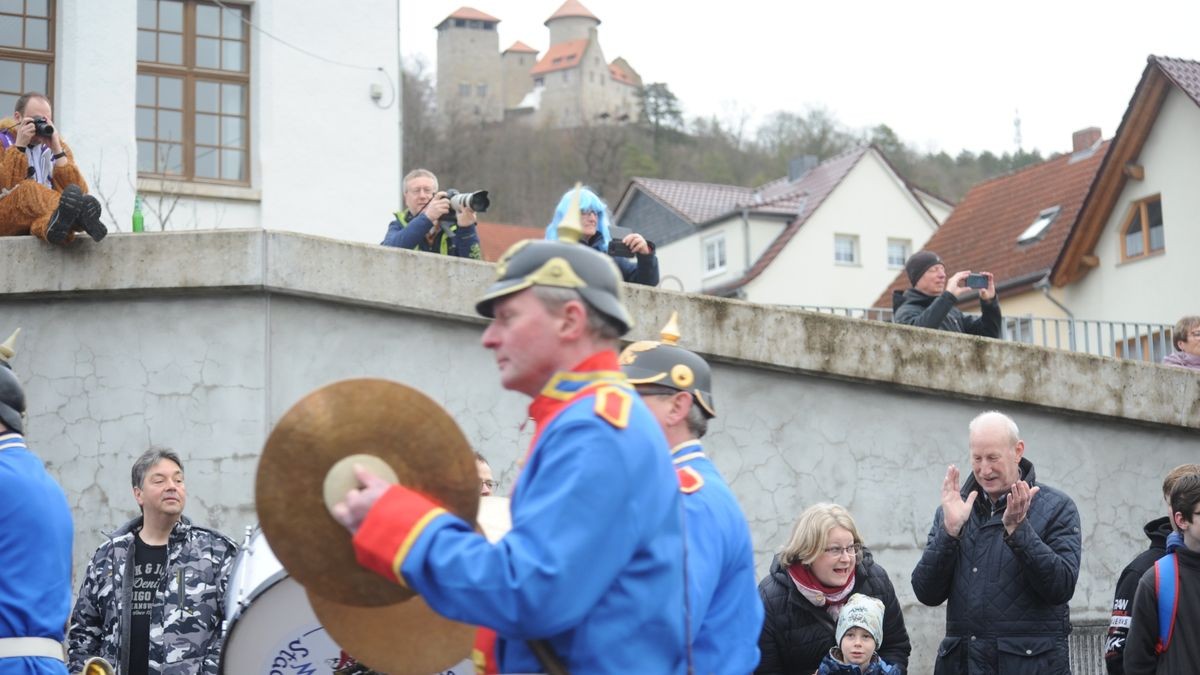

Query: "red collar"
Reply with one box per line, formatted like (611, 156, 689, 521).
(527, 351, 627, 428)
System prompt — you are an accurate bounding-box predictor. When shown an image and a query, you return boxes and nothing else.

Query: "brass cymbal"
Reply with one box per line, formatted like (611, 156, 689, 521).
(257, 378, 479, 607)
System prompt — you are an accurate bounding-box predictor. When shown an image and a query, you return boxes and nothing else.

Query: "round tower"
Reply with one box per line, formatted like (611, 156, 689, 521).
(544, 0, 600, 45)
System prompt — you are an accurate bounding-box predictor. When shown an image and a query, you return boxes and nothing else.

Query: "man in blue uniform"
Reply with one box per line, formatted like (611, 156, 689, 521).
(334, 197, 687, 673)
(620, 314, 763, 674)
(0, 328, 73, 675)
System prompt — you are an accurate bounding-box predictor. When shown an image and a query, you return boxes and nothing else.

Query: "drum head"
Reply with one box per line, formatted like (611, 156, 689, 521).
(257, 379, 478, 607)
(220, 576, 343, 675)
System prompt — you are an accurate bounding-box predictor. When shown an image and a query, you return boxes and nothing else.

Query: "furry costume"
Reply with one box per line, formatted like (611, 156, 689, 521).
(0, 116, 103, 244)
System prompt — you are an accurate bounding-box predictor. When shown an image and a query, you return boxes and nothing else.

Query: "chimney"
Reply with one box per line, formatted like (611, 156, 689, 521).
(1072, 127, 1101, 153)
(788, 155, 819, 182)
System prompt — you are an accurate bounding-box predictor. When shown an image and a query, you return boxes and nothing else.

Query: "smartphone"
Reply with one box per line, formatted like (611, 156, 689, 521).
(607, 239, 635, 258)
(964, 273, 988, 289)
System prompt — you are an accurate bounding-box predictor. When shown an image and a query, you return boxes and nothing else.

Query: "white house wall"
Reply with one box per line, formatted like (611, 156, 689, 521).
(656, 215, 784, 292)
(746, 151, 938, 307)
(1060, 87, 1200, 325)
(57, 0, 401, 244)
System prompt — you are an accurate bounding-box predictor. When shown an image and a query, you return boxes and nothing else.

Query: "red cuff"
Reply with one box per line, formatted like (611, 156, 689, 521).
(353, 485, 446, 586)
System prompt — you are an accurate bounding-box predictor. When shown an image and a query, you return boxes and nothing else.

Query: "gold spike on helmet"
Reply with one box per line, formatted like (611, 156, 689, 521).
(475, 184, 633, 335)
(618, 312, 716, 417)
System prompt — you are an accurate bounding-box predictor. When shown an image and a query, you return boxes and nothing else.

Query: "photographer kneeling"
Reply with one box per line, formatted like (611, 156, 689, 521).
(0, 92, 106, 245)
(381, 168, 482, 259)
(545, 186, 658, 286)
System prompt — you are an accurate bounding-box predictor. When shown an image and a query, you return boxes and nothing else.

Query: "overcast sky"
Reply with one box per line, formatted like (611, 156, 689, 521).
(398, 0, 1199, 156)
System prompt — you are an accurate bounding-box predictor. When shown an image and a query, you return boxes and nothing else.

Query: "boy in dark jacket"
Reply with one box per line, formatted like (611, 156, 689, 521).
(819, 593, 900, 674)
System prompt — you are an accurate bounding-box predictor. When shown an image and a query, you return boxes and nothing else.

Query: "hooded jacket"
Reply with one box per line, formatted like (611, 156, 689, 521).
(1104, 516, 1173, 674)
(911, 457, 1082, 675)
(67, 515, 237, 675)
(891, 288, 1001, 338)
(756, 550, 911, 674)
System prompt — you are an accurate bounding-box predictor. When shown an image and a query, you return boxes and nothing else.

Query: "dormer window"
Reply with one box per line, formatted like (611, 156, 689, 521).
(1121, 194, 1165, 261)
(1017, 206, 1061, 245)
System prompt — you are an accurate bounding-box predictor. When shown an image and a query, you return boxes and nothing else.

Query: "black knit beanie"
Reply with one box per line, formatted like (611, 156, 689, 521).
(905, 251, 942, 286)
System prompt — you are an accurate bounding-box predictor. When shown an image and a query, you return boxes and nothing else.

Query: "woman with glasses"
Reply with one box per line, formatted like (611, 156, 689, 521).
(545, 186, 659, 286)
(1163, 315, 1200, 371)
(755, 503, 911, 674)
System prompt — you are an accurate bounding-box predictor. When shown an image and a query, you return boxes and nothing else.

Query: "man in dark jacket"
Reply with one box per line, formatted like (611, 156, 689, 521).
(892, 251, 1001, 337)
(911, 411, 1081, 675)
(1104, 463, 1200, 674)
(381, 168, 482, 259)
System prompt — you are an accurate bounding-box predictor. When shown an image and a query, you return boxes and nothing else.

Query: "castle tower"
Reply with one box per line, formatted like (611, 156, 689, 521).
(544, 0, 600, 45)
(501, 41, 538, 109)
(436, 7, 504, 124)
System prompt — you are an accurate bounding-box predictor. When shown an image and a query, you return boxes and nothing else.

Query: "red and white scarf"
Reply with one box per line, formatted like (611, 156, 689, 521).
(787, 562, 856, 620)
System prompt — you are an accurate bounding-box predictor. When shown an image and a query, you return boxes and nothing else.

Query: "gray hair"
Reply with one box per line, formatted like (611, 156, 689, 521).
(531, 286, 622, 342)
(684, 400, 708, 439)
(131, 448, 184, 489)
(969, 410, 1020, 447)
(402, 168, 438, 193)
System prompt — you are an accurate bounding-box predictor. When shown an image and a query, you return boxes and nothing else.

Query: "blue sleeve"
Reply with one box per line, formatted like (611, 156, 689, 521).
(911, 507, 959, 606)
(683, 495, 722, 632)
(452, 224, 482, 260)
(399, 418, 652, 638)
(629, 252, 660, 286)
(1004, 496, 1081, 605)
(390, 212, 435, 249)
(380, 219, 405, 247)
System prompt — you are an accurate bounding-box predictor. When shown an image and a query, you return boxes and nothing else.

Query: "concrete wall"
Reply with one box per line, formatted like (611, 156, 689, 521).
(57, 0, 401, 244)
(1060, 87, 1200, 326)
(749, 151, 939, 307)
(2, 231, 1198, 673)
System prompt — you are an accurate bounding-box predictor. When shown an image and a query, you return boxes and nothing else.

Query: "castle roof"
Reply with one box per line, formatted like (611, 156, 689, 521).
(545, 0, 600, 26)
(609, 59, 639, 86)
(436, 6, 500, 28)
(530, 39, 588, 76)
(503, 41, 539, 54)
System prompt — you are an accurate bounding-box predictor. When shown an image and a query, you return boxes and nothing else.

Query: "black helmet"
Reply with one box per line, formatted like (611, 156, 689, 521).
(0, 329, 25, 434)
(619, 313, 715, 418)
(475, 186, 632, 335)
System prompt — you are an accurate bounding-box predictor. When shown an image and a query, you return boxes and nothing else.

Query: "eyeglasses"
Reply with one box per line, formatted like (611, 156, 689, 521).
(1188, 330, 1200, 339)
(823, 544, 863, 558)
(481, 480, 497, 491)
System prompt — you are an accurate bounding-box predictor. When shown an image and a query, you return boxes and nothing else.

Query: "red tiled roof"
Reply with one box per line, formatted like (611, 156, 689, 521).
(476, 221, 544, 261)
(503, 41, 538, 54)
(873, 140, 1111, 308)
(437, 6, 500, 27)
(530, 39, 588, 76)
(1155, 55, 1200, 107)
(609, 62, 637, 86)
(545, 0, 600, 25)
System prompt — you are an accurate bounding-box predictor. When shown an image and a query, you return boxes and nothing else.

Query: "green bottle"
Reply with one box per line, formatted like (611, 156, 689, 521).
(132, 195, 144, 233)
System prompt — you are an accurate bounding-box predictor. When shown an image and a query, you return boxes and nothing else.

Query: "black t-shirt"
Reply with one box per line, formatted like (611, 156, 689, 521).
(130, 534, 168, 675)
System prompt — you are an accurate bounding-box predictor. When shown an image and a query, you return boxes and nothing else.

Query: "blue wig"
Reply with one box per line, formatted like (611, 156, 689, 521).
(545, 186, 612, 246)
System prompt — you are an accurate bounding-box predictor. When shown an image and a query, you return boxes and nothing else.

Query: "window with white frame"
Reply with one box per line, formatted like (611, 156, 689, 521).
(834, 234, 859, 265)
(704, 233, 726, 275)
(887, 238, 911, 268)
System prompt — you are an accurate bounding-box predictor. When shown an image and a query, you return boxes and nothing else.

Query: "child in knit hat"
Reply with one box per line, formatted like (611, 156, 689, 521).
(818, 593, 900, 674)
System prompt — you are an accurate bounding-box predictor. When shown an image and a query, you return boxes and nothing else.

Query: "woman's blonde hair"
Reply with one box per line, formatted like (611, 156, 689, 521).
(779, 502, 863, 566)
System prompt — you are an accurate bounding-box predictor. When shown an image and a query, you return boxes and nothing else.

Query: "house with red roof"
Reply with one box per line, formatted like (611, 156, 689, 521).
(612, 146, 950, 307)
(873, 54, 1199, 361)
(436, 1, 642, 127)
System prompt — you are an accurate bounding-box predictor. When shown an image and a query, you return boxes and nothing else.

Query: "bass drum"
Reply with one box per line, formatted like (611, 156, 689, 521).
(220, 527, 473, 675)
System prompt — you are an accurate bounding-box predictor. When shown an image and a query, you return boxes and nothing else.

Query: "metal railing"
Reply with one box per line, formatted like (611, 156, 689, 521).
(791, 305, 1175, 363)
(1068, 619, 1107, 674)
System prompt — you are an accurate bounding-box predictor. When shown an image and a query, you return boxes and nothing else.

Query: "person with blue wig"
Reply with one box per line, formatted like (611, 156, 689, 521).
(545, 186, 659, 286)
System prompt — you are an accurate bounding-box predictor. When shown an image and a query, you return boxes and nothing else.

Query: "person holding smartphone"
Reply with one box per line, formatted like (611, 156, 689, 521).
(545, 186, 659, 286)
(891, 250, 1002, 337)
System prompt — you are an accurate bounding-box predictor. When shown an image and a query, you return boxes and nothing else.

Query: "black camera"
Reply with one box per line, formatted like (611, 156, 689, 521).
(964, 273, 988, 289)
(607, 239, 634, 258)
(438, 189, 490, 228)
(31, 115, 54, 137)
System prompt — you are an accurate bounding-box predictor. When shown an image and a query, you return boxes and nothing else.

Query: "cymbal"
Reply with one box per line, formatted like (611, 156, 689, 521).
(257, 378, 479, 607)
(307, 589, 476, 675)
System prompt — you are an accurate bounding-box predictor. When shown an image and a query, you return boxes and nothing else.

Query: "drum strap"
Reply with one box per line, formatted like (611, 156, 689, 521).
(0, 637, 66, 661)
(528, 639, 569, 675)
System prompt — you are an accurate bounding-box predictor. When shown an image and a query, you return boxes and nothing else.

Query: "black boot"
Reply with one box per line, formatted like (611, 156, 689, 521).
(78, 194, 107, 242)
(46, 184, 84, 244)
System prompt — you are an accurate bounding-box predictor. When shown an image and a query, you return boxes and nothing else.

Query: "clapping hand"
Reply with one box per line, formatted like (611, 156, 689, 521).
(941, 465, 977, 538)
(1002, 480, 1040, 535)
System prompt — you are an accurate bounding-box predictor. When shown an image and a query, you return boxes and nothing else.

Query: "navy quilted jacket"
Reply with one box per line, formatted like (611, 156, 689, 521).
(911, 458, 1081, 674)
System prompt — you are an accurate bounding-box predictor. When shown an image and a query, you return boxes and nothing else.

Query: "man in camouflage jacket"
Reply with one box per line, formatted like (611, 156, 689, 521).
(67, 450, 237, 675)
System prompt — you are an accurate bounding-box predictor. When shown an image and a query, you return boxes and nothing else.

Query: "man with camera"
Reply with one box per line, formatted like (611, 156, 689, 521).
(0, 92, 106, 245)
(381, 169, 482, 259)
(891, 250, 1002, 338)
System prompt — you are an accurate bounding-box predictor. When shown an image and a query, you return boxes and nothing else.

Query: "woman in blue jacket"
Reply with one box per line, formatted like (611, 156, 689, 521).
(545, 186, 659, 286)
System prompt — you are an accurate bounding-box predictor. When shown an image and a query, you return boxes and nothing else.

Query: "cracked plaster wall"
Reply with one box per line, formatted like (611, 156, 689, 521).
(3, 234, 1198, 672)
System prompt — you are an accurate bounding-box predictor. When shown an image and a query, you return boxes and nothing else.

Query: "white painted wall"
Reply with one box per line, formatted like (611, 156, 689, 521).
(655, 215, 785, 292)
(747, 150, 939, 307)
(1060, 87, 1200, 325)
(54, 0, 402, 244)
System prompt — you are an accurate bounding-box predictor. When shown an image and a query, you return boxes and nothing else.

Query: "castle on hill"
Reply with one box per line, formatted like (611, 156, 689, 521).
(435, 0, 643, 128)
